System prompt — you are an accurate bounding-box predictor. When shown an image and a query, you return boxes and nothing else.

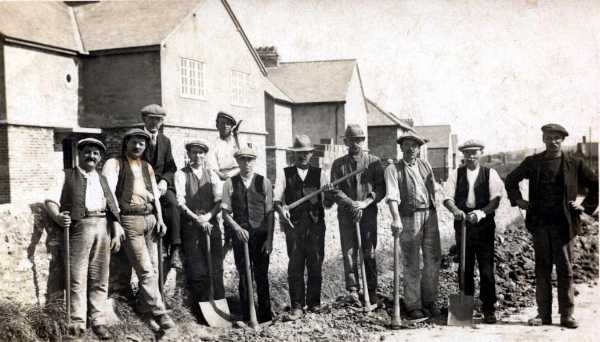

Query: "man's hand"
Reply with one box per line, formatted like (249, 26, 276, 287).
(111, 221, 125, 252)
(468, 210, 486, 224)
(157, 180, 168, 197)
(516, 199, 530, 210)
(199, 221, 213, 234)
(156, 220, 168, 237)
(279, 206, 294, 229)
(261, 238, 273, 255)
(391, 218, 402, 235)
(352, 207, 363, 223)
(452, 209, 466, 221)
(56, 211, 71, 229)
(466, 212, 478, 224)
(569, 200, 585, 213)
(323, 183, 335, 192)
(235, 227, 249, 242)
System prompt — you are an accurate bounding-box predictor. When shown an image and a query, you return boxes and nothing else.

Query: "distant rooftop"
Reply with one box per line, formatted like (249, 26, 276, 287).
(414, 125, 451, 149)
(366, 98, 413, 131)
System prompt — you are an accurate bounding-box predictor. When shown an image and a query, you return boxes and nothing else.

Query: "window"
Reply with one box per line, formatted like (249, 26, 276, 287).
(231, 70, 252, 107)
(180, 58, 206, 99)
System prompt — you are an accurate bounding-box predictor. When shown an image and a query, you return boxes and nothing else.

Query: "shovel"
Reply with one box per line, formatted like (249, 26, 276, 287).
(199, 230, 233, 328)
(390, 229, 402, 329)
(448, 220, 474, 326)
(354, 221, 372, 312)
(243, 240, 259, 329)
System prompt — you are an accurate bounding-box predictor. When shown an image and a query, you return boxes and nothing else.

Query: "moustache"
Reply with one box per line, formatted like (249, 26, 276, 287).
(85, 157, 98, 163)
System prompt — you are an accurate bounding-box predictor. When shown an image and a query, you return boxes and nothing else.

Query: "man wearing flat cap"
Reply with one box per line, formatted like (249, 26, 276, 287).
(174, 139, 225, 313)
(102, 128, 175, 331)
(274, 135, 332, 320)
(45, 138, 122, 339)
(385, 131, 441, 321)
(140, 104, 182, 270)
(443, 139, 504, 324)
(208, 111, 242, 181)
(221, 144, 275, 323)
(505, 123, 598, 329)
(326, 124, 385, 307)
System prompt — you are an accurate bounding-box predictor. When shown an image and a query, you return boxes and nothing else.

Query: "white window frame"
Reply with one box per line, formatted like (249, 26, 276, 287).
(180, 57, 206, 100)
(230, 69, 252, 107)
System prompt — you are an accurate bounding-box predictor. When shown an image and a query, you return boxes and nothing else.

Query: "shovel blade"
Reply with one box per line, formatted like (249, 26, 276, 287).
(447, 293, 474, 326)
(199, 299, 233, 328)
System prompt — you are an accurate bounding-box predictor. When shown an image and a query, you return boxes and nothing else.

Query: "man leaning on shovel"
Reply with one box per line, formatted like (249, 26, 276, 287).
(174, 139, 226, 320)
(443, 139, 503, 324)
(274, 135, 332, 321)
(45, 138, 122, 339)
(384, 131, 441, 322)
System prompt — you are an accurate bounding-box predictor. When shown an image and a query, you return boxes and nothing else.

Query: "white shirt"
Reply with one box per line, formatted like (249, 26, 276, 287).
(50, 167, 107, 211)
(443, 166, 504, 208)
(273, 167, 329, 203)
(207, 135, 240, 176)
(102, 157, 160, 208)
(384, 160, 433, 207)
(174, 166, 222, 207)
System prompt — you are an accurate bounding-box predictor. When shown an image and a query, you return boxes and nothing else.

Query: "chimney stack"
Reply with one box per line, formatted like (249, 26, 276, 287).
(256, 46, 280, 68)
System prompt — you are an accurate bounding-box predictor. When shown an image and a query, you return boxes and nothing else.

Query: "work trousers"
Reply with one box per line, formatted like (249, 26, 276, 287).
(161, 189, 181, 247)
(338, 207, 378, 297)
(285, 214, 325, 309)
(111, 214, 166, 316)
(400, 208, 441, 311)
(232, 229, 272, 323)
(532, 221, 575, 319)
(454, 220, 497, 312)
(68, 217, 110, 328)
(181, 218, 225, 303)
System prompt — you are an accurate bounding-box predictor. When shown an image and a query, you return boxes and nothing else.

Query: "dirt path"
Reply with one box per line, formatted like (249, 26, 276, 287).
(380, 283, 599, 342)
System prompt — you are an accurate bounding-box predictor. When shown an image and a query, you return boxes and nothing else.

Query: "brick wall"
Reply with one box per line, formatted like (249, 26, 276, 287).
(0, 125, 63, 204)
(368, 126, 399, 161)
(427, 148, 449, 181)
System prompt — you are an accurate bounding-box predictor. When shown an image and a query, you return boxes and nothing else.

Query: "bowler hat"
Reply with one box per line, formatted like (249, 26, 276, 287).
(216, 111, 237, 125)
(344, 124, 366, 138)
(234, 144, 257, 159)
(185, 139, 209, 152)
(140, 104, 166, 117)
(458, 139, 485, 152)
(397, 131, 428, 146)
(289, 135, 315, 152)
(541, 123, 569, 137)
(77, 137, 106, 152)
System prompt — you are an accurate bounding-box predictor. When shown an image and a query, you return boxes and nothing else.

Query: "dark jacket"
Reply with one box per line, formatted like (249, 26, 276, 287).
(328, 152, 385, 216)
(144, 133, 177, 189)
(505, 152, 598, 239)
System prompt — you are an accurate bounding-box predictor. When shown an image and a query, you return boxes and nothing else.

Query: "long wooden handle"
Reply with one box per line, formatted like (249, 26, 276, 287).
(460, 220, 467, 293)
(64, 226, 71, 325)
(205, 232, 215, 302)
(243, 241, 258, 328)
(391, 231, 401, 327)
(285, 167, 366, 211)
(158, 237, 164, 299)
(355, 221, 371, 312)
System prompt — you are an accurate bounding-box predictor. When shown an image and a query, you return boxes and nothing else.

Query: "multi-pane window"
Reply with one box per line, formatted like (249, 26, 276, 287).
(180, 58, 206, 99)
(231, 70, 252, 107)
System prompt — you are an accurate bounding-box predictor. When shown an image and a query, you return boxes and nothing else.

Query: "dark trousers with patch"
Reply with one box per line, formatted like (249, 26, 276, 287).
(285, 214, 325, 310)
(454, 220, 497, 313)
(232, 229, 272, 323)
(532, 220, 574, 319)
(161, 189, 181, 247)
(181, 219, 225, 304)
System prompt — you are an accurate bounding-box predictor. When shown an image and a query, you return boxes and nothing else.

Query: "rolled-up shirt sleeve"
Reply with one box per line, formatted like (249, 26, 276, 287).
(264, 177, 274, 213)
(384, 163, 400, 203)
(210, 170, 223, 202)
(273, 174, 286, 203)
(443, 170, 458, 202)
(102, 158, 120, 195)
(174, 170, 187, 206)
(47, 171, 66, 206)
(489, 168, 504, 200)
(220, 178, 234, 211)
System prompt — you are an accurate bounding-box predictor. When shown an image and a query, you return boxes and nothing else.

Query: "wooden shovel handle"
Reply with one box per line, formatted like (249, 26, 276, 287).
(243, 241, 258, 328)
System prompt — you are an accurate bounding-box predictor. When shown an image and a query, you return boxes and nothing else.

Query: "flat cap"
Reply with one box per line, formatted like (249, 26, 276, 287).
(77, 137, 106, 152)
(458, 139, 485, 152)
(140, 104, 166, 117)
(185, 139, 209, 152)
(289, 135, 315, 152)
(234, 144, 257, 159)
(541, 123, 568, 137)
(216, 111, 237, 125)
(397, 131, 429, 146)
(123, 128, 150, 141)
(344, 124, 366, 138)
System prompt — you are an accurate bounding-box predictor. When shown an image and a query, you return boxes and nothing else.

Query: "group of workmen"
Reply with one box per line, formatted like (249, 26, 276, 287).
(44, 103, 598, 339)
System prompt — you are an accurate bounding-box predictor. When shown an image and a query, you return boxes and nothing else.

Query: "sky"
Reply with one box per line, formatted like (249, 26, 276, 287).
(229, 0, 600, 154)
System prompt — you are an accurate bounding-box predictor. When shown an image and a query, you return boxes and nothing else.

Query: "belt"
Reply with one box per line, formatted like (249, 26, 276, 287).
(85, 210, 106, 218)
(121, 203, 154, 216)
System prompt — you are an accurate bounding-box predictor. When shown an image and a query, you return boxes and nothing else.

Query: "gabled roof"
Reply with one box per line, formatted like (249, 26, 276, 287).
(414, 125, 452, 149)
(267, 59, 357, 103)
(0, 2, 81, 52)
(72, 0, 200, 51)
(366, 98, 413, 131)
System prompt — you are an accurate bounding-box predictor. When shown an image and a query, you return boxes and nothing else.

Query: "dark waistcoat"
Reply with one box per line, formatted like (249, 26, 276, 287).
(115, 158, 153, 209)
(283, 166, 324, 222)
(60, 168, 120, 222)
(231, 174, 266, 230)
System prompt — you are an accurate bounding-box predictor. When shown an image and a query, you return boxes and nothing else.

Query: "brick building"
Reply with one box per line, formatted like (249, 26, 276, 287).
(366, 98, 415, 162)
(414, 124, 455, 182)
(0, 0, 289, 204)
